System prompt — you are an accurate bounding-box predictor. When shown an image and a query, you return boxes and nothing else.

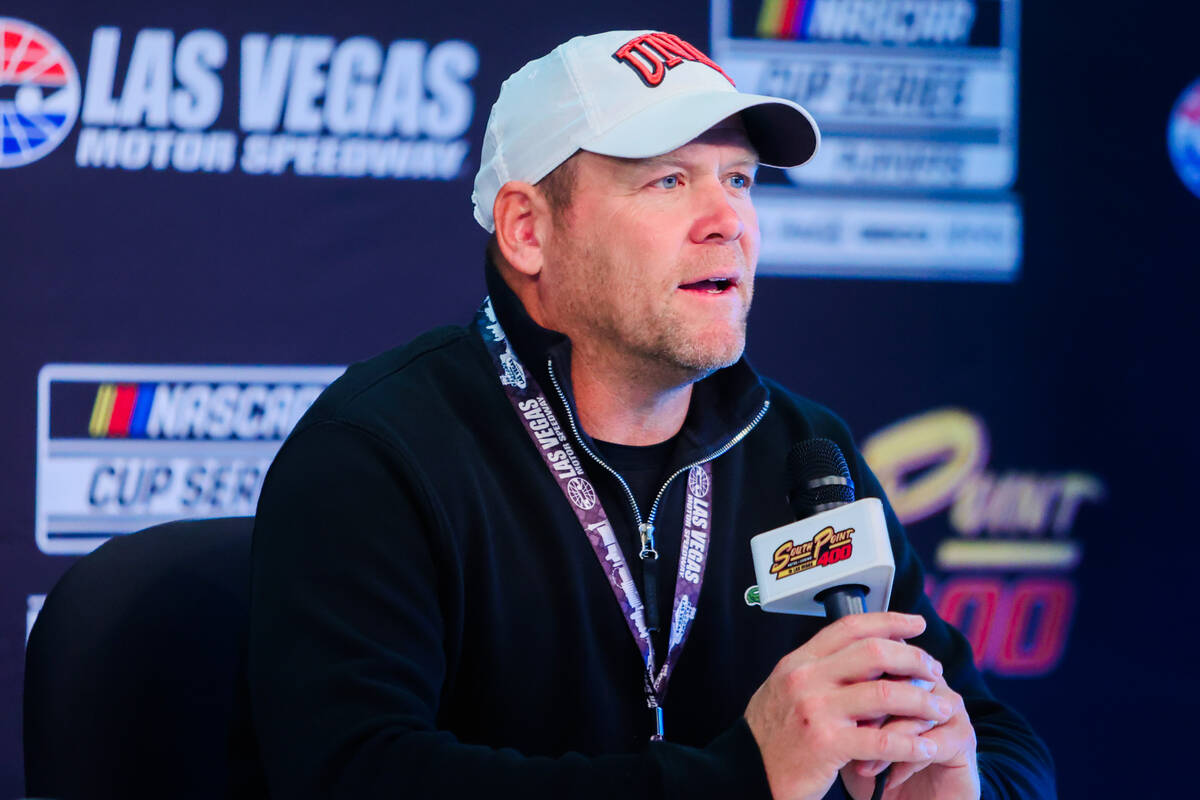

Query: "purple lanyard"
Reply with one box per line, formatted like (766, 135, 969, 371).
(476, 298, 713, 740)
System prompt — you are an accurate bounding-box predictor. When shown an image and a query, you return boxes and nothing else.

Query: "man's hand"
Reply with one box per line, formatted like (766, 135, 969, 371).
(743, 613, 951, 800)
(840, 673, 980, 800)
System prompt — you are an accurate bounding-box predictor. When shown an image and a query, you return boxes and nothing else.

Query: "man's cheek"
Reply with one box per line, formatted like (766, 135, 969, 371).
(743, 217, 761, 255)
(740, 240, 760, 279)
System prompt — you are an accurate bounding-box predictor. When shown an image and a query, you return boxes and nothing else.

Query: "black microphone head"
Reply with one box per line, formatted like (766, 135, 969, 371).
(787, 438, 856, 517)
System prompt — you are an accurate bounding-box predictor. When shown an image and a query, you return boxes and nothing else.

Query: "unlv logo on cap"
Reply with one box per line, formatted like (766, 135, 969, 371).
(612, 33, 735, 88)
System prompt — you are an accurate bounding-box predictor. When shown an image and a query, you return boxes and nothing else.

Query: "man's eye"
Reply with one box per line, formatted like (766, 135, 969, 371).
(729, 174, 752, 190)
(656, 175, 680, 189)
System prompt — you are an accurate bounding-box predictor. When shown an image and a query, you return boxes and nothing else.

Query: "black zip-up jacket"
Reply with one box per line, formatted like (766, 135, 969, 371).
(249, 262, 1055, 799)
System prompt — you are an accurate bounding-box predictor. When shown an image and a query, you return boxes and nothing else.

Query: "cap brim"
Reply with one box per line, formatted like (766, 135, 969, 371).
(580, 91, 820, 169)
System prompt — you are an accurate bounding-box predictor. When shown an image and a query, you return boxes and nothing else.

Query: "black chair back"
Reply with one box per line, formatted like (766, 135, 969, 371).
(24, 517, 266, 799)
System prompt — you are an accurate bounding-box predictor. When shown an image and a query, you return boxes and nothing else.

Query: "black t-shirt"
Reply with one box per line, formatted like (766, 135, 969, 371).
(592, 437, 676, 517)
(593, 436, 678, 658)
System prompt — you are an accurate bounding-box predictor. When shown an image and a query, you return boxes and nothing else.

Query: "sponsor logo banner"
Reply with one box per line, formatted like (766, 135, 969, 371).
(863, 408, 1104, 676)
(4, 18, 478, 180)
(755, 188, 1020, 280)
(711, 0, 1021, 280)
(37, 364, 343, 555)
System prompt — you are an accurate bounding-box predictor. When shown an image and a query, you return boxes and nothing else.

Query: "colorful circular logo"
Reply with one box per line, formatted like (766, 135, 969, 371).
(1168, 77, 1200, 199)
(1, 18, 81, 168)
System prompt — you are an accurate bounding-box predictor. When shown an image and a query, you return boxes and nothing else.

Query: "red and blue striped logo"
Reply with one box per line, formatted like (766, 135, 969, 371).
(1, 18, 81, 168)
(756, 0, 818, 39)
(88, 383, 157, 438)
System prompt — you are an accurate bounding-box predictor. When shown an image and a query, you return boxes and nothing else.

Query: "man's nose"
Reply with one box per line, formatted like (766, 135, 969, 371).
(690, 179, 745, 243)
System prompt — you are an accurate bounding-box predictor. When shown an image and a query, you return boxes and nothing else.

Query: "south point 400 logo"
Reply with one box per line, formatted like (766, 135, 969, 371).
(0, 19, 81, 167)
(769, 525, 855, 579)
(1, 17, 477, 179)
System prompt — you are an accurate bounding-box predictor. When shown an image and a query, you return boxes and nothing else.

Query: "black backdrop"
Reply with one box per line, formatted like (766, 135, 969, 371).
(4, 1, 1197, 796)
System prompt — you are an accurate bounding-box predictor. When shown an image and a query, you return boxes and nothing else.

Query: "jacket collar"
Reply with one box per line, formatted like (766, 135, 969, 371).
(482, 257, 770, 465)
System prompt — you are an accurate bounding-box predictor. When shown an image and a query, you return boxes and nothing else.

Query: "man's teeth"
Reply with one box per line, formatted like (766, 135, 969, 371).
(686, 279, 731, 292)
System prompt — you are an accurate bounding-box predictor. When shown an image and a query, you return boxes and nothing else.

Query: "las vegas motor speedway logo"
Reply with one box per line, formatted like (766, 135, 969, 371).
(36, 364, 344, 555)
(0, 17, 477, 179)
(0, 18, 81, 168)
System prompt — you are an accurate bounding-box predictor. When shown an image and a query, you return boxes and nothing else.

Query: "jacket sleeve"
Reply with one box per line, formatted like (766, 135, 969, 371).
(249, 419, 774, 800)
(850, 451, 1058, 800)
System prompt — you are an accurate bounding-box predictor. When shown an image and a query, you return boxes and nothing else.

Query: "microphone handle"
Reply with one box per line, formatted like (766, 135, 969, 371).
(817, 584, 890, 800)
(816, 585, 869, 620)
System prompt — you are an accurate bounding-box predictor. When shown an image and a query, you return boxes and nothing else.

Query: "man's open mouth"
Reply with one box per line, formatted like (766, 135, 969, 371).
(679, 278, 736, 294)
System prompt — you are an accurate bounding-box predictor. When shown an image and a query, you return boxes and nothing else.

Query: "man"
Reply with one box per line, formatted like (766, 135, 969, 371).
(249, 30, 1054, 799)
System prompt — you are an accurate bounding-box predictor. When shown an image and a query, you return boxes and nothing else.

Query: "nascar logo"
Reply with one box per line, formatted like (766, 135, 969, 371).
(757, 0, 978, 45)
(0, 18, 81, 168)
(88, 381, 324, 439)
(37, 364, 343, 555)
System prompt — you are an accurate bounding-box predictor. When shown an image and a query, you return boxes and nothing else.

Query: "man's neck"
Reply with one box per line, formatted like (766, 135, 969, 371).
(568, 342, 695, 446)
(501, 270, 697, 445)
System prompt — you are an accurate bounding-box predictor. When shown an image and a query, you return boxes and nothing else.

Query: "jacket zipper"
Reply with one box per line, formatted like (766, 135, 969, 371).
(545, 358, 770, 556)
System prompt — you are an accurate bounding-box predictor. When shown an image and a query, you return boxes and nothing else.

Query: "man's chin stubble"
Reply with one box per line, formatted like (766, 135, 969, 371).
(645, 324, 747, 382)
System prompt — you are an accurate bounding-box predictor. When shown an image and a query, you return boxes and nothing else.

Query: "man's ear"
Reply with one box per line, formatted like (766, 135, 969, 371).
(493, 182, 552, 278)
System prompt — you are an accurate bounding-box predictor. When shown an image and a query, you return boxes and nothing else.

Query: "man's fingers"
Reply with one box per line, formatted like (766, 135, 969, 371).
(793, 612, 927, 660)
(852, 717, 937, 776)
(841, 679, 953, 722)
(879, 685, 975, 791)
(844, 726, 938, 764)
(877, 715, 940, 736)
(831, 638, 943, 684)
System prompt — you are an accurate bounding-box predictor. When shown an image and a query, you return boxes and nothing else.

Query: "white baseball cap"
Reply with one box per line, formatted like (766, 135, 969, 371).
(471, 29, 821, 232)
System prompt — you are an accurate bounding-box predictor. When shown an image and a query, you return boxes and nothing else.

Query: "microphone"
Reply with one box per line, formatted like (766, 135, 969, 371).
(787, 438, 856, 514)
(747, 438, 895, 618)
(752, 440, 919, 800)
(788, 439, 869, 620)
